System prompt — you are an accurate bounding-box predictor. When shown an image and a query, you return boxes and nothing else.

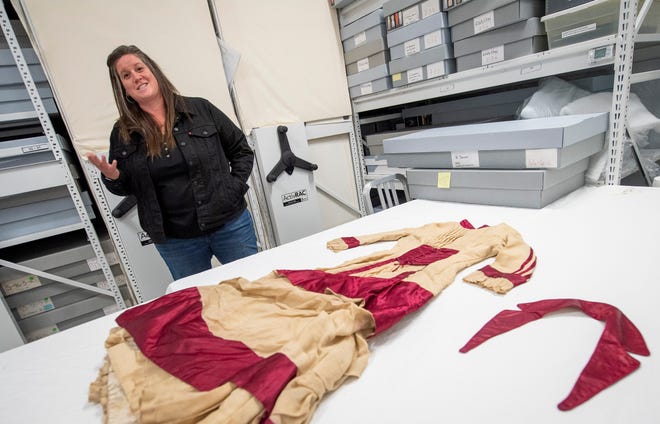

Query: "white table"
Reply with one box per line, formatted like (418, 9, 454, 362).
(1, 185, 659, 424)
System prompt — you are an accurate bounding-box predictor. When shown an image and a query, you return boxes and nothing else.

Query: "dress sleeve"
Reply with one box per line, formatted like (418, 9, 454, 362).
(463, 224, 536, 294)
(326, 227, 416, 252)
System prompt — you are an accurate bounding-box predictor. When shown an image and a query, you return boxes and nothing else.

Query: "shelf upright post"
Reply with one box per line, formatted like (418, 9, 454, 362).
(0, 3, 125, 309)
(605, 0, 638, 185)
(350, 104, 367, 216)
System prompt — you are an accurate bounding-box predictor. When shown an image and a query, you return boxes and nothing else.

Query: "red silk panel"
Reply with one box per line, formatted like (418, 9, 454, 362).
(116, 287, 297, 422)
(278, 269, 432, 335)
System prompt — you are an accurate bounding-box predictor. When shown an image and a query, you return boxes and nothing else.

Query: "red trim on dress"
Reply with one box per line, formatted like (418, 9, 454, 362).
(116, 287, 297, 423)
(479, 248, 535, 287)
(341, 237, 360, 248)
(279, 245, 458, 335)
(460, 219, 474, 229)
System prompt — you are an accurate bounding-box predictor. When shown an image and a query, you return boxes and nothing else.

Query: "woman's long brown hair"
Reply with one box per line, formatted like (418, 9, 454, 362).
(106, 45, 181, 157)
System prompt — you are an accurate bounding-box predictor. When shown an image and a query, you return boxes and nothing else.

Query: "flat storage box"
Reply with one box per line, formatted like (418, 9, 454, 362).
(390, 44, 453, 73)
(365, 128, 422, 155)
(342, 24, 387, 53)
(390, 28, 451, 59)
(346, 50, 390, 75)
(384, 0, 443, 30)
(545, 0, 596, 15)
(332, 0, 359, 9)
(349, 76, 392, 98)
(339, 0, 387, 26)
(365, 155, 408, 176)
(541, 0, 619, 49)
(450, 0, 545, 42)
(385, 132, 604, 169)
(456, 35, 547, 71)
(344, 38, 388, 65)
(391, 59, 456, 87)
(340, 9, 384, 41)
(387, 11, 449, 47)
(447, 0, 514, 26)
(347, 63, 390, 87)
(383, 113, 609, 152)
(453, 18, 547, 71)
(406, 158, 589, 208)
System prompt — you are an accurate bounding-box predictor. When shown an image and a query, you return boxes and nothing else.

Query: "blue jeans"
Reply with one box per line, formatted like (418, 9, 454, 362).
(154, 209, 258, 280)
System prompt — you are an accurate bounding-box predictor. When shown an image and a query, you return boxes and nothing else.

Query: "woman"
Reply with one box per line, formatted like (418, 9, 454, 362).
(87, 45, 257, 280)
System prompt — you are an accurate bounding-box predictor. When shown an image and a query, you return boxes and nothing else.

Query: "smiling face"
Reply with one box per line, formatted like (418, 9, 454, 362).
(115, 53, 161, 106)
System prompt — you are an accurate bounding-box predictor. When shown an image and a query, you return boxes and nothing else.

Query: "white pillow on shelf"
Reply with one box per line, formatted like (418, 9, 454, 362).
(518, 77, 591, 119)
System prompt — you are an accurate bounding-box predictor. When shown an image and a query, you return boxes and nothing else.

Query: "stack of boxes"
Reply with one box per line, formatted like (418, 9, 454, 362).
(446, 0, 547, 72)
(340, 5, 391, 99)
(384, 0, 454, 88)
(382, 113, 609, 208)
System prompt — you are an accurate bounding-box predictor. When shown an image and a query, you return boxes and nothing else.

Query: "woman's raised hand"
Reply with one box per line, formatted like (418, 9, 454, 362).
(85, 153, 120, 181)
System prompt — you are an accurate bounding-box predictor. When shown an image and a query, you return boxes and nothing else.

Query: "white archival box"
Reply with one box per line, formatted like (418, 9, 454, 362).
(251, 123, 322, 246)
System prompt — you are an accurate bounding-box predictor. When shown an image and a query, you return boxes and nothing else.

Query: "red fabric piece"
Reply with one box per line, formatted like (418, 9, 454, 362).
(459, 299, 650, 410)
(479, 248, 536, 287)
(279, 244, 457, 335)
(116, 287, 297, 423)
(341, 237, 360, 248)
(396, 244, 459, 265)
(459, 219, 474, 229)
(279, 269, 432, 335)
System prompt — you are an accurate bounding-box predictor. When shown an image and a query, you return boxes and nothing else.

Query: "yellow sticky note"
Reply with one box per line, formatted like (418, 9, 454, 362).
(392, 73, 402, 82)
(437, 172, 451, 188)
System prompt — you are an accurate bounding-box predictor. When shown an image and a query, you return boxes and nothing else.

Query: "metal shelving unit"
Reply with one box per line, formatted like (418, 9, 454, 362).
(0, 3, 126, 351)
(345, 0, 656, 187)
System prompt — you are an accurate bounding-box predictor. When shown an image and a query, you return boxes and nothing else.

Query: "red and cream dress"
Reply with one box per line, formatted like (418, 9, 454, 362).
(90, 220, 535, 423)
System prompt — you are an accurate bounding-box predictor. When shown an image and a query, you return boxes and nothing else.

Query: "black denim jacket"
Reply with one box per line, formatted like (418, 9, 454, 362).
(103, 96, 254, 243)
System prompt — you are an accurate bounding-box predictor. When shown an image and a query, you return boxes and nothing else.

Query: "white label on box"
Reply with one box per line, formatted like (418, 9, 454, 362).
(354, 31, 367, 47)
(526, 149, 558, 168)
(21, 143, 50, 154)
(1, 275, 42, 296)
(407, 67, 424, 83)
(424, 30, 443, 49)
(451, 151, 480, 168)
(87, 252, 119, 271)
(25, 325, 59, 342)
(482, 45, 504, 65)
(562, 23, 597, 39)
(360, 81, 373, 95)
(426, 61, 446, 79)
(357, 57, 370, 72)
(403, 6, 420, 26)
(421, 0, 441, 19)
(17, 297, 55, 319)
(474, 10, 495, 34)
(404, 38, 421, 56)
